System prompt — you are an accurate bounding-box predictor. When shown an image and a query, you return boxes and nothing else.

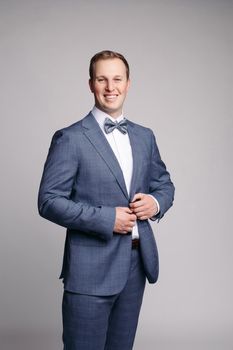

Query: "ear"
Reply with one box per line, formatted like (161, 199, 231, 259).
(89, 79, 94, 93)
(126, 78, 131, 92)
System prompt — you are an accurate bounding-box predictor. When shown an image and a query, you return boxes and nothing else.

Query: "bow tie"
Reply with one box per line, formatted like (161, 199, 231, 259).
(104, 118, 128, 135)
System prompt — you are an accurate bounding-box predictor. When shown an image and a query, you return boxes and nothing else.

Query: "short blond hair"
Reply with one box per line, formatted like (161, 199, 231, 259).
(89, 50, 130, 81)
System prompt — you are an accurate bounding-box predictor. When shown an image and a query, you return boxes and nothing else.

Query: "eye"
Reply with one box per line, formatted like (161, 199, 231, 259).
(114, 78, 122, 82)
(97, 78, 105, 82)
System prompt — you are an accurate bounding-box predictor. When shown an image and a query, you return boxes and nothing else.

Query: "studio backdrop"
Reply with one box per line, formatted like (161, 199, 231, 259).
(0, 1, 232, 349)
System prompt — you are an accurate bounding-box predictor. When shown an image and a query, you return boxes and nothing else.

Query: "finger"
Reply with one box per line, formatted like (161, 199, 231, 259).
(135, 209, 149, 218)
(138, 215, 148, 220)
(136, 211, 149, 219)
(131, 193, 144, 203)
(119, 225, 133, 233)
(117, 206, 133, 214)
(128, 220, 136, 228)
(129, 213, 137, 221)
(121, 207, 133, 214)
(133, 205, 151, 216)
(131, 205, 147, 213)
(130, 200, 144, 210)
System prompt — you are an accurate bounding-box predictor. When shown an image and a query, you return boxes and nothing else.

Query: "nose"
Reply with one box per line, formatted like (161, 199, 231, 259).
(105, 80, 114, 92)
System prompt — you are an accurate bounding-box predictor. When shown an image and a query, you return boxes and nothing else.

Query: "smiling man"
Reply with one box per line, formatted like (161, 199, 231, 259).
(38, 50, 175, 350)
(89, 56, 130, 118)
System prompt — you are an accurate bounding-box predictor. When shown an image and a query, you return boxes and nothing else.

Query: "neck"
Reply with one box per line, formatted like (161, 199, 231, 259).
(93, 106, 123, 120)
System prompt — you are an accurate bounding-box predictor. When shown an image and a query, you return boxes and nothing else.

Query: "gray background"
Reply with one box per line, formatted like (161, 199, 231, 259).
(0, 0, 232, 349)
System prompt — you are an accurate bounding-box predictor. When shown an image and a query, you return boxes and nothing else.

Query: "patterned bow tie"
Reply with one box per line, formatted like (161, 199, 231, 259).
(104, 118, 128, 135)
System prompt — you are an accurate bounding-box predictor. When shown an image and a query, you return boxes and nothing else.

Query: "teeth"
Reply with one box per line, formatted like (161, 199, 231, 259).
(105, 95, 117, 99)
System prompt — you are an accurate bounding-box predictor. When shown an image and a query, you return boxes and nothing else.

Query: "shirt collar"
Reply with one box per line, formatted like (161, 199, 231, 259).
(91, 106, 124, 130)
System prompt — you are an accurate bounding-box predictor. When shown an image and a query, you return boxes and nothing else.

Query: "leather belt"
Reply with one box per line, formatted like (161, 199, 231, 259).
(132, 239, 140, 249)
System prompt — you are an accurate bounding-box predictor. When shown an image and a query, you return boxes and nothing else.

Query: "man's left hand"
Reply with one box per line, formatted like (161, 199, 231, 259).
(129, 193, 158, 220)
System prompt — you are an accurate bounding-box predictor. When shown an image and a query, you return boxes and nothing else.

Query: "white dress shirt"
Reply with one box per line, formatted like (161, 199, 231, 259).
(92, 106, 159, 239)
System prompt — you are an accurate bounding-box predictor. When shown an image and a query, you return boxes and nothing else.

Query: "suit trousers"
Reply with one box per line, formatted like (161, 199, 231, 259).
(62, 248, 146, 350)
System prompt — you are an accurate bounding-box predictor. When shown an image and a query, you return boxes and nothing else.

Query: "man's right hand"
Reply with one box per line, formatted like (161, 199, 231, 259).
(113, 207, 137, 234)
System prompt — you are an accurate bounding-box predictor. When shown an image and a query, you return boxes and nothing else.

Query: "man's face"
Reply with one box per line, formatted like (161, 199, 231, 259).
(89, 58, 130, 118)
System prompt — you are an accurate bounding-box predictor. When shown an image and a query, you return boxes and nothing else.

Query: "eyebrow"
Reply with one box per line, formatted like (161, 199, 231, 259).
(95, 75, 123, 79)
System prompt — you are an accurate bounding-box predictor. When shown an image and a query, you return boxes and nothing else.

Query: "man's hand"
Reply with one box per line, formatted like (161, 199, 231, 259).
(114, 207, 137, 234)
(129, 193, 158, 220)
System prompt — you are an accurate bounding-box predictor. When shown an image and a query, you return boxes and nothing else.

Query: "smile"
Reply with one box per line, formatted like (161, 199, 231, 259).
(104, 94, 118, 100)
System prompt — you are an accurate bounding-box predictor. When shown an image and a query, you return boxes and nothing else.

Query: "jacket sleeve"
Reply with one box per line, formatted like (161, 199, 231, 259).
(148, 131, 175, 221)
(38, 129, 115, 241)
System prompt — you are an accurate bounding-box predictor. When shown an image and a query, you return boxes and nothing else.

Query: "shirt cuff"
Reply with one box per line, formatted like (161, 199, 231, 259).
(148, 195, 160, 218)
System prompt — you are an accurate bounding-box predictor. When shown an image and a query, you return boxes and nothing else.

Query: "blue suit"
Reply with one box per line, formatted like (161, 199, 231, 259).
(38, 112, 175, 349)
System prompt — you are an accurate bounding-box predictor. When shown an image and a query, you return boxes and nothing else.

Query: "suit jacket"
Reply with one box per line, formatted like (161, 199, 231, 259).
(38, 112, 175, 296)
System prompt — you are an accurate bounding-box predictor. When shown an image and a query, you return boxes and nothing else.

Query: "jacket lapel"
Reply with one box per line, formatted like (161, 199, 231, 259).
(127, 121, 143, 200)
(82, 113, 129, 200)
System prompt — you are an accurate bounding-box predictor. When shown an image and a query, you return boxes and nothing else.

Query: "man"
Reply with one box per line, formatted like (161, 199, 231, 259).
(38, 50, 175, 350)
